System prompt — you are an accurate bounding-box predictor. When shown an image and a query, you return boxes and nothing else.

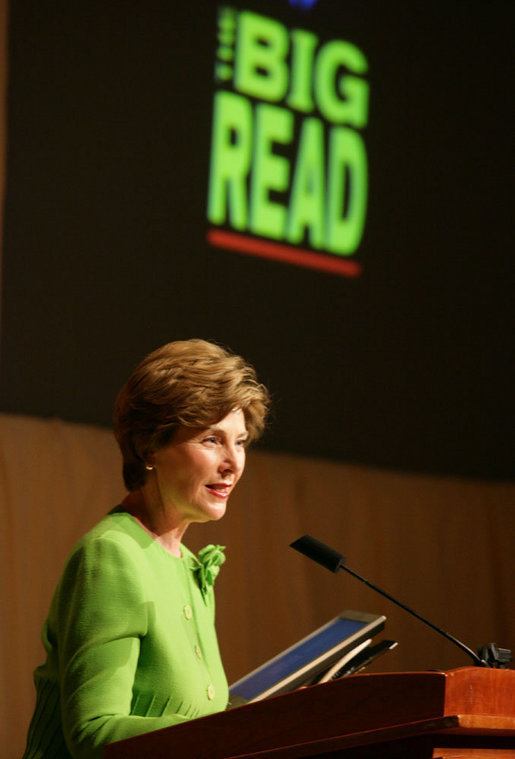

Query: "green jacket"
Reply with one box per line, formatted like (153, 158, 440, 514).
(23, 508, 228, 758)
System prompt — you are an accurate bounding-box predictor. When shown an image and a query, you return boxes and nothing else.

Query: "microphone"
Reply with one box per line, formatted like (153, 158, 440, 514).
(290, 534, 510, 669)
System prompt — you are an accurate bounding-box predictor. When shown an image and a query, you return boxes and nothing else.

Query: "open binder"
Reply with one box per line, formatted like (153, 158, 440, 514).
(228, 609, 394, 705)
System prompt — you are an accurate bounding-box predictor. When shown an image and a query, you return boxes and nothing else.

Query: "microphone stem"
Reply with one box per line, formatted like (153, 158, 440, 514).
(340, 563, 486, 667)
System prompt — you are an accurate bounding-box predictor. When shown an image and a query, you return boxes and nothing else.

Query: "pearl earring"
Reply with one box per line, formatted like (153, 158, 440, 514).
(145, 464, 154, 471)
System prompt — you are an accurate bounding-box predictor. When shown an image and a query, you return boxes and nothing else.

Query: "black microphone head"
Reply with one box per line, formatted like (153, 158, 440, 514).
(290, 534, 346, 573)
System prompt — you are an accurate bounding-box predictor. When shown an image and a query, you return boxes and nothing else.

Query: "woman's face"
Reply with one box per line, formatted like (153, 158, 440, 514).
(148, 408, 248, 525)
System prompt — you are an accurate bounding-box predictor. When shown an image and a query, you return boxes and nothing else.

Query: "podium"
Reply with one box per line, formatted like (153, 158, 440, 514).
(104, 667, 515, 758)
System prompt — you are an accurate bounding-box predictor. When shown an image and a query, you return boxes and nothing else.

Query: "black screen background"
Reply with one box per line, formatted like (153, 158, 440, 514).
(1, 0, 512, 479)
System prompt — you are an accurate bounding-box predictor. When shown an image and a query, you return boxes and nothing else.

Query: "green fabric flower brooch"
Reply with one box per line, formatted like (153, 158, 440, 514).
(194, 544, 226, 597)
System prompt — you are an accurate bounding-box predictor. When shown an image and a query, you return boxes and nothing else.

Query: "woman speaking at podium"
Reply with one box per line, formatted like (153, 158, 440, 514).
(23, 339, 269, 759)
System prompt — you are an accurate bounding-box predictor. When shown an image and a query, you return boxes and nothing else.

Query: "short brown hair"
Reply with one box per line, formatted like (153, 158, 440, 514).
(113, 339, 270, 491)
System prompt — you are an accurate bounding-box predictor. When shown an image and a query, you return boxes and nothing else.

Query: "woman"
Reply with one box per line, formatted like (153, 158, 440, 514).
(23, 339, 270, 759)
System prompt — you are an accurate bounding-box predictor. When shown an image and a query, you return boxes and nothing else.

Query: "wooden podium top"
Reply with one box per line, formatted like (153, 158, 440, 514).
(104, 667, 515, 759)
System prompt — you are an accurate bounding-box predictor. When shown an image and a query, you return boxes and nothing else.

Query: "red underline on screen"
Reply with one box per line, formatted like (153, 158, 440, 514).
(207, 229, 362, 278)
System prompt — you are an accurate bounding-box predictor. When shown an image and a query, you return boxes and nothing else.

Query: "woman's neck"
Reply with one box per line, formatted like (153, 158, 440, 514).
(122, 491, 188, 557)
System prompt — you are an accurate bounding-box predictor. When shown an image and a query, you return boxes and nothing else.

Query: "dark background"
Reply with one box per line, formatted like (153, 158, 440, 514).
(1, 0, 512, 479)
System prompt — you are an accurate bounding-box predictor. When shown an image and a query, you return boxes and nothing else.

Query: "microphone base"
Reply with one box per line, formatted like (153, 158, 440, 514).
(477, 643, 512, 668)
